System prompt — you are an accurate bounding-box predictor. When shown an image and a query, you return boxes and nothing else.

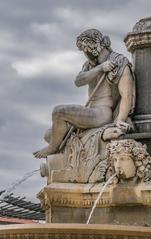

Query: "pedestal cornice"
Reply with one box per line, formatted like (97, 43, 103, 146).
(37, 183, 151, 210)
(124, 17, 151, 52)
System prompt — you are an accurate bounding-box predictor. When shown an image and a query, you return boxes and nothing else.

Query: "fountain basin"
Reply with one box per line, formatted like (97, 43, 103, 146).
(0, 223, 151, 239)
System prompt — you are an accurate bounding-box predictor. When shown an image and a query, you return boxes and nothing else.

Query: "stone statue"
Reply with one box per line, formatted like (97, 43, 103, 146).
(106, 139, 151, 184)
(37, 18, 151, 226)
(33, 29, 135, 160)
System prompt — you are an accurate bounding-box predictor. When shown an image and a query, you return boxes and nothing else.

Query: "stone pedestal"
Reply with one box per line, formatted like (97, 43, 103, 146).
(124, 17, 151, 133)
(37, 183, 151, 226)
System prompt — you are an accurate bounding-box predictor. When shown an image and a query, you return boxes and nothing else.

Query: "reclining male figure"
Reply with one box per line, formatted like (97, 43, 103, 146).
(33, 29, 134, 159)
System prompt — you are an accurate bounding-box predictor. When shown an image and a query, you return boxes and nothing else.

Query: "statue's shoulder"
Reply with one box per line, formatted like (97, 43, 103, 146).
(107, 51, 132, 84)
(109, 51, 129, 66)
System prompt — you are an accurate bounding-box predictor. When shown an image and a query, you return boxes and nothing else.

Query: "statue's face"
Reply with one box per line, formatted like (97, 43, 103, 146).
(77, 36, 103, 64)
(112, 153, 136, 179)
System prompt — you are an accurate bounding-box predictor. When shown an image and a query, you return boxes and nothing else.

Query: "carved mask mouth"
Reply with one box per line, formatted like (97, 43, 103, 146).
(117, 169, 125, 178)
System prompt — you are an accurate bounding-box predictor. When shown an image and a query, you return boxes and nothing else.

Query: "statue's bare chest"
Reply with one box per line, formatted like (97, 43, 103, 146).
(88, 78, 112, 99)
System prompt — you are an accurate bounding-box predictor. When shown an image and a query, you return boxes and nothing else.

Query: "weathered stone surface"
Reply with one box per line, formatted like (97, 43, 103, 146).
(35, 18, 151, 228)
(34, 29, 135, 172)
(41, 139, 151, 185)
(124, 17, 151, 133)
(133, 48, 151, 116)
(106, 139, 151, 183)
(124, 17, 151, 52)
(37, 182, 151, 225)
(51, 205, 151, 225)
(0, 224, 151, 239)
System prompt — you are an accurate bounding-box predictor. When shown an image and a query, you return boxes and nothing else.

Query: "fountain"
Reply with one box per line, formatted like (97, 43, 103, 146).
(0, 18, 151, 238)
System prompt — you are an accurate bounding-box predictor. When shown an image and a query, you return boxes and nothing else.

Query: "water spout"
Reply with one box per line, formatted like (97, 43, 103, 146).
(86, 173, 117, 224)
(0, 169, 40, 200)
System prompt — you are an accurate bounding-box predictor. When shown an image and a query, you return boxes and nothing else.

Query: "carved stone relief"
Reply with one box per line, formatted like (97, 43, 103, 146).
(106, 139, 151, 184)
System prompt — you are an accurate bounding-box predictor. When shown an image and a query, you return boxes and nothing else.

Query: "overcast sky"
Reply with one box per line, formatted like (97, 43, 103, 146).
(0, 0, 151, 202)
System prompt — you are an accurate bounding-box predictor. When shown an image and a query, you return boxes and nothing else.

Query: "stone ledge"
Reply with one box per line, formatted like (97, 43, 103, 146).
(37, 183, 151, 209)
(37, 183, 112, 209)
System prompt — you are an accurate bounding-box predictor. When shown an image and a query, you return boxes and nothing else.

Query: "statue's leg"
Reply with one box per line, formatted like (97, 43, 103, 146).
(34, 117, 69, 158)
(55, 105, 112, 128)
(44, 128, 52, 143)
(33, 104, 112, 158)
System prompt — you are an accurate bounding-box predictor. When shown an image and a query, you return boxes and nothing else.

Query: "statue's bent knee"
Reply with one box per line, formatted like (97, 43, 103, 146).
(52, 105, 66, 120)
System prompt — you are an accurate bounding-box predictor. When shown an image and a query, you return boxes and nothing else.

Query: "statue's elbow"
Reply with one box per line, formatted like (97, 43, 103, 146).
(75, 75, 82, 87)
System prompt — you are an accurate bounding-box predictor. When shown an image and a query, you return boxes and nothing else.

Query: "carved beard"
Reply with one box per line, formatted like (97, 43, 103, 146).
(85, 51, 98, 65)
(77, 39, 102, 65)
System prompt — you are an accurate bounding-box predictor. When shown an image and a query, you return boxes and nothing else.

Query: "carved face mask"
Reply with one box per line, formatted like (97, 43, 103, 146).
(112, 153, 136, 179)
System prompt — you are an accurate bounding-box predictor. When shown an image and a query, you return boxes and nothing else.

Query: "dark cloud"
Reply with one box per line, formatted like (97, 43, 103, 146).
(0, 0, 151, 201)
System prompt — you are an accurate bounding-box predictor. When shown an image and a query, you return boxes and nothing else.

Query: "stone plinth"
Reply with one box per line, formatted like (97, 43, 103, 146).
(37, 183, 151, 226)
(124, 17, 151, 133)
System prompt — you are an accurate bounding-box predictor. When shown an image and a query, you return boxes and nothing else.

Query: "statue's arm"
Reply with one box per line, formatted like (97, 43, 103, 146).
(116, 65, 133, 122)
(75, 64, 103, 87)
(75, 60, 116, 87)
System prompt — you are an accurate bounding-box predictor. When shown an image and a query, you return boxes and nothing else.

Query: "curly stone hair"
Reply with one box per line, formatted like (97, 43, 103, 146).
(76, 29, 111, 57)
(106, 139, 151, 182)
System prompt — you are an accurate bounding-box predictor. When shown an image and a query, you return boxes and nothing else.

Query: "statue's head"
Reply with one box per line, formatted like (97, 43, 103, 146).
(110, 152, 136, 179)
(76, 29, 111, 63)
(107, 139, 151, 182)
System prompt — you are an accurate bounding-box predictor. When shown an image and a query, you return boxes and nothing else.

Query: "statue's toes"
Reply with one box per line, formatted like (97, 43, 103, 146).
(33, 151, 38, 156)
(33, 148, 48, 158)
(40, 153, 47, 158)
(33, 151, 41, 159)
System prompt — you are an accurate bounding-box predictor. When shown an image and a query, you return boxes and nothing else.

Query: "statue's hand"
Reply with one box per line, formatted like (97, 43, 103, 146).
(102, 121, 131, 141)
(102, 60, 117, 72)
(102, 127, 124, 141)
(116, 121, 131, 133)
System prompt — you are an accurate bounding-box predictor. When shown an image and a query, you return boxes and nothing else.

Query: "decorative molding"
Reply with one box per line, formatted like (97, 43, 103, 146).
(37, 185, 112, 209)
(0, 224, 151, 239)
(121, 132, 151, 140)
(37, 183, 151, 210)
(0, 233, 150, 239)
(134, 114, 151, 120)
(133, 114, 151, 124)
(124, 17, 151, 52)
(124, 32, 151, 52)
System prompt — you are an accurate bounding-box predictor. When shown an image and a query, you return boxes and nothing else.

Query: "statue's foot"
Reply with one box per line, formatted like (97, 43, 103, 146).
(33, 146, 54, 159)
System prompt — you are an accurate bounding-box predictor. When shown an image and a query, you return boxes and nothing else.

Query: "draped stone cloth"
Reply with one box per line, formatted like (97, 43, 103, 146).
(64, 127, 108, 183)
(107, 51, 135, 120)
